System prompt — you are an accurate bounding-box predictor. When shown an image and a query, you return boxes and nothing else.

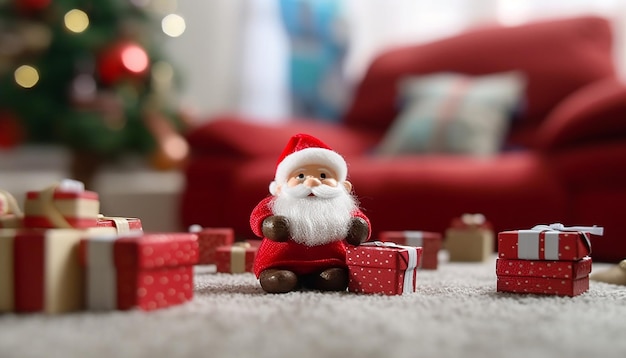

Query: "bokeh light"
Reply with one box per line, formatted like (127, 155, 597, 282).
(121, 44, 149, 74)
(161, 14, 186, 37)
(64, 9, 90, 33)
(14, 65, 39, 88)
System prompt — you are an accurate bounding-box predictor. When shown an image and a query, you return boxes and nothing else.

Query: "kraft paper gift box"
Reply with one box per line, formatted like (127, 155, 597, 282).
(96, 215, 143, 234)
(0, 227, 115, 314)
(497, 224, 603, 261)
(193, 227, 235, 265)
(346, 242, 422, 296)
(215, 242, 257, 273)
(23, 179, 99, 229)
(379, 230, 442, 269)
(445, 214, 494, 262)
(80, 232, 199, 311)
(0, 190, 23, 229)
(0, 214, 22, 229)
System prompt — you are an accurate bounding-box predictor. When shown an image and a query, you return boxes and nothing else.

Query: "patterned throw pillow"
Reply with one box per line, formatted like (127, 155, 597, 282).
(376, 72, 525, 156)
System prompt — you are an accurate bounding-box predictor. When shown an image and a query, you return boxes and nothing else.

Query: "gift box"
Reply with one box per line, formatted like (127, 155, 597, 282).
(445, 214, 494, 262)
(496, 257, 592, 279)
(0, 190, 23, 229)
(346, 242, 422, 295)
(215, 242, 257, 273)
(497, 224, 602, 261)
(496, 275, 589, 297)
(379, 230, 442, 269)
(80, 232, 199, 311)
(23, 180, 99, 229)
(1, 227, 116, 314)
(0, 214, 22, 229)
(194, 227, 235, 265)
(97, 215, 143, 234)
(0, 229, 15, 312)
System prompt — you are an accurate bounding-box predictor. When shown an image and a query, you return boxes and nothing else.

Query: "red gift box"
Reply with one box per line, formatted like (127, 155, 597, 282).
(496, 275, 589, 297)
(96, 216, 143, 234)
(23, 180, 99, 229)
(80, 232, 199, 311)
(194, 227, 235, 265)
(379, 230, 442, 269)
(215, 242, 257, 273)
(497, 224, 601, 261)
(346, 242, 422, 295)
(496, 257, 592, 279)
(2, 227, 115, 313)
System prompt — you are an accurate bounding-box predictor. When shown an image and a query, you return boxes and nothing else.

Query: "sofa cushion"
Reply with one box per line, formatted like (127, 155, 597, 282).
(376, 72, 525, 156)
(343, 16, 615, 149)
(536, 78, 626, 151)
(186, 114, 381, 158)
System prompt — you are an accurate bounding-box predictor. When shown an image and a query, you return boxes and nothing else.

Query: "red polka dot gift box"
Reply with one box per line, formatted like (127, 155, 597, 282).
(215, 242, 257, 273)
(497, 224, 602, 261)
(496, 257, 592, 297)
(23, 179, 100, 229)
(346, 242, 422, 296)
(79, 232, 199, 311)
(188, 226, 235, 265)
(379, 230, 442, 269)
(496, 224, 603, 297)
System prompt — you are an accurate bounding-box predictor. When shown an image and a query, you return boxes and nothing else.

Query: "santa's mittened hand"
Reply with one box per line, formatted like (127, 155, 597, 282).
(345, 217, 369, 246)
(262, 215, 290, 242)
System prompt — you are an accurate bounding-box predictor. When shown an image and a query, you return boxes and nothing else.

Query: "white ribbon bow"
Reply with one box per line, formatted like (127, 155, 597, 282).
(531, 223, 604, 236)
(517, 223, 602, 260)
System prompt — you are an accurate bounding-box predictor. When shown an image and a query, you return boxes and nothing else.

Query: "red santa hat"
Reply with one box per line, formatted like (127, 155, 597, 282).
(269, 133, 347, 195)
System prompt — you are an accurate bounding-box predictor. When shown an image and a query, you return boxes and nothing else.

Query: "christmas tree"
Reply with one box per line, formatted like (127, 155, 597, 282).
(0, 0, 191, 188)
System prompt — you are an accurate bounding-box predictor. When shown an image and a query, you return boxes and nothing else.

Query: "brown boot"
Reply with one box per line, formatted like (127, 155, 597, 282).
(259, 269, 299, 293)
(303, 267, 349, 292)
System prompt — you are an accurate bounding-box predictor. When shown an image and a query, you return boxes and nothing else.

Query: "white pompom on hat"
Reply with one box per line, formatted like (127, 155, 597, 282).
(269, 133, 347, 195)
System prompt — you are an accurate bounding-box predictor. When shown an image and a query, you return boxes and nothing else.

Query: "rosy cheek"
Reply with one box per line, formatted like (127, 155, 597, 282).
(287, 178, 300, 187)
(323, 179, 338, 187)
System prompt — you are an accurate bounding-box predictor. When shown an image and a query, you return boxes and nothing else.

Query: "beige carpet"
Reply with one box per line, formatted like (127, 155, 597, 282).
(0, 257, 625, 358)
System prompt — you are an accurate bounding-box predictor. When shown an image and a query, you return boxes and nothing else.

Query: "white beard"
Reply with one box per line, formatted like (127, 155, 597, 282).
(270, 183, 358, 246)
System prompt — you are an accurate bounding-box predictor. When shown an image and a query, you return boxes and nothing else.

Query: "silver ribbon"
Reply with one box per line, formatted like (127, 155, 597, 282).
(517, 223, 602, 260)
(87, 235, 118, 310)
(403, 231, 424, 247)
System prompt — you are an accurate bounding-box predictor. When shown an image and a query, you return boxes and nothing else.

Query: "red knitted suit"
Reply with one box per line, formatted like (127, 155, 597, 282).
(251, 196, 371, 277)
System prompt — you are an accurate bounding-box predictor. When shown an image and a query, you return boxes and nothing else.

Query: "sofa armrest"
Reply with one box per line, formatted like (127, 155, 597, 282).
(186, 113, 381, 158)
(535, 78, 626, 151)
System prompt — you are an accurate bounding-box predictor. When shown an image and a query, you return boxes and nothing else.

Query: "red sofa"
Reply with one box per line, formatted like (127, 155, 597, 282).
(181, 16, 626, 262)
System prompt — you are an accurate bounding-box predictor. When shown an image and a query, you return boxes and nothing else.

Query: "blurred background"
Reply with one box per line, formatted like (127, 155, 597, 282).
(1, 0, 625, 231)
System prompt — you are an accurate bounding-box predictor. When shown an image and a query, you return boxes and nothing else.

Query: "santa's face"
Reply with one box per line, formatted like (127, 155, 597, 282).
(271, 164, 356, 246)
(277, 164, 352, 197)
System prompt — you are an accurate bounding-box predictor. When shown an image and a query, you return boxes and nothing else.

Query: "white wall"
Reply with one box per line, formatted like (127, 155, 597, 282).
(164, 0, 626, 121)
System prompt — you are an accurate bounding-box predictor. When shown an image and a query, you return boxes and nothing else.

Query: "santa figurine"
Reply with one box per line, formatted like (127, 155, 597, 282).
(251, 133, 371, 293)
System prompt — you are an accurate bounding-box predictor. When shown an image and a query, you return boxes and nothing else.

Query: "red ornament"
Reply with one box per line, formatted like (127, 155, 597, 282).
(14, 0, 51, 13)
(97, 41, 150, 86)
(0, 111, 25, 149)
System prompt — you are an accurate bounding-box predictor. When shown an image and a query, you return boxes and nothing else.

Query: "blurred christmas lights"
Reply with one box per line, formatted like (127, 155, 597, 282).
(121, 44, 149, 74)
(14, 64, 39, 88)
(161, 14, 186, 37)
(64, 9, 90, 33)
